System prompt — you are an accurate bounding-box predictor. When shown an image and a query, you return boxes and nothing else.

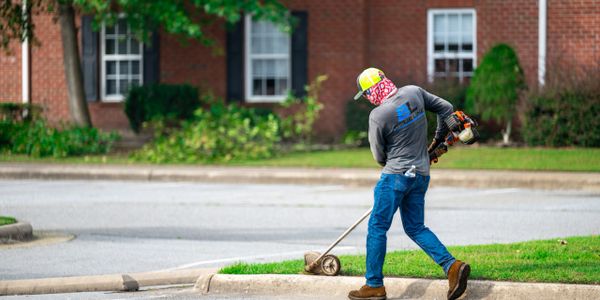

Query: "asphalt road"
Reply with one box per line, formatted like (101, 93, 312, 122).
(1, 179, 600, 284)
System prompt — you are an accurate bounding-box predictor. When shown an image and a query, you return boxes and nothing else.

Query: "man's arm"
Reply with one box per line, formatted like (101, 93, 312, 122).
(420, 87, 454, 142)
(368, 117, 386, 167)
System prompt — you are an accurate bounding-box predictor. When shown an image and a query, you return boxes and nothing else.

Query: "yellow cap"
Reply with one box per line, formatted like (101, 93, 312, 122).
(354, 68, 385, 100)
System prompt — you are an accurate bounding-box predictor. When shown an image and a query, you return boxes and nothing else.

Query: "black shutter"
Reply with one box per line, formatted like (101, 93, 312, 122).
(143, 31, 160, 85)
(81, 15, 98, 102)
(291, 11, 308, 98)
(226, 20, 244, 102)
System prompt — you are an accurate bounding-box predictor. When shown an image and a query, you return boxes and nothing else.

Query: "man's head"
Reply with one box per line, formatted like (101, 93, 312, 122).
(354, 68, 397, 106)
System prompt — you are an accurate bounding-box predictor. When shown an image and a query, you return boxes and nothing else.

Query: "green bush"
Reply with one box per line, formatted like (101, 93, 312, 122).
(124, 83, 201, 132)
(0, 103, 42, 122)
(466, 44, 526, 144)
(0, 120, 119, 157)
(280, 75, 327, 145)
(343, 97, 375, 146)
(523, 82, 600, 147)
(132, 103, 280, 163)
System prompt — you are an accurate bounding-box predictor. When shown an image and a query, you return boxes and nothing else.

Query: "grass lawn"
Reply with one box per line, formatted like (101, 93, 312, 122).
(220, 236, 600, 284)
(1, 147, 599, 172)
(235, 147, 600, 172)
(0, 216, 17, 226)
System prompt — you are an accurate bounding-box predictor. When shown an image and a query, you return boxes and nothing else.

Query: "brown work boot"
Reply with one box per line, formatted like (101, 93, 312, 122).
(447, 260, 470, 300)
(348, 285, 386, 300)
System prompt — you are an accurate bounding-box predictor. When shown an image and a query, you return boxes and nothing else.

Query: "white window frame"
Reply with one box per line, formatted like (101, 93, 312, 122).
(244, 15, 292, 103)
(100, 18, 143, 102)
(427, 8, 477, 82)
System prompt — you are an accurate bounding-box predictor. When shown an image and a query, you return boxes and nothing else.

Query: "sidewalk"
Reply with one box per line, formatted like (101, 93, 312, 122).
(196, 274, 600, 300)
(0, 268, 217, 296)
(0, 162, 599, 191)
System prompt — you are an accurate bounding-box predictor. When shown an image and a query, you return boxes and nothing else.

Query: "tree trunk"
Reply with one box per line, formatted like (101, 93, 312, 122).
(502, 119, 512, 145)
(58, 2, 92, 127)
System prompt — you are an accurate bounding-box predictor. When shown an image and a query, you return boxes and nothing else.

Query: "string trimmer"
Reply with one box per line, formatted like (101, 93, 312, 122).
(303, 208, 372, 276)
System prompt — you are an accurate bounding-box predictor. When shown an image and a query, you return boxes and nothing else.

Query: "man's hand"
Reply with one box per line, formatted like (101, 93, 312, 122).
(428, 138, 446, 164)
(427, 138, 442, 153)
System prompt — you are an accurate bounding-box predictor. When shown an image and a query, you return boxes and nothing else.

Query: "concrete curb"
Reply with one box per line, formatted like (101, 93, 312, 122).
(0, 163, 599, 191)
(0, 221, 33, 241)
(195, 274, 600, 300)
(0, 268, 217, 296)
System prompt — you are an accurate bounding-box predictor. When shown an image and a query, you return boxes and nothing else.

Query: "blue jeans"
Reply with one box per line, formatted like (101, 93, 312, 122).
(366, 173, 455, 287)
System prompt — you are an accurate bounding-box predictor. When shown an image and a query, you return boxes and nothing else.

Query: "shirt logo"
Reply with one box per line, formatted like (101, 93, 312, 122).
(396, 102, 424, 130)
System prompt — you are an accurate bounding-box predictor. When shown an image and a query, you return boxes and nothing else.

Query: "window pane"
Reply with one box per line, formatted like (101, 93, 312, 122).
(434, 14, 445, 33)
(266, 78, 276, 95)
(265, 60, 276, 77)
(119, 79, 129, 94)
(463, 59, 473, 72)
(448, 33, 459, 51)
(253, 79, 263, 96)
(251, 37, 262, 54)
(117, 19, 128, 35)
(105, 25, 115, 35)
(131, 61, 140, 75)
(448, 14, 459, 32)
(106, 61, 116, 75)
(262, 36, 273, 54)
(253, 59, 264, 77)
(462, 14, 473, 34)
(107, 80, 117, 95)
(462, 42, 473, 51)
(250, 21, 261, 36)
(434, 59, 446, 73)
(131, 39, 140, 54)
(118, 39, 127, 54)
(276, 79, 288, 95)
(275, 59, 288, 77)
(119, 61, 129, 75)
(105, 39, 115, 54)
(448, 59, 459, 72)
(251, 19, 289, 55)
(276, 37, 289, 54)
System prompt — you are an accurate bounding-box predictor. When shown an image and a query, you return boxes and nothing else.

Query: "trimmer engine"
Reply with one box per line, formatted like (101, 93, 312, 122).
(429, 111, 479, 163)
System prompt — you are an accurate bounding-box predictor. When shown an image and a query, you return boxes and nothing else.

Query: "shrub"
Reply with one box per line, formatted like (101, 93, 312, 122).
(0, 103, 42, 122)
(124, 83, 201, 132)
(466, 44, 526, 144)
(280, 75, 327, 145)
(132, 103, 280, 163)
(0, 120, 119, 157)
(522, 79, 600, 147)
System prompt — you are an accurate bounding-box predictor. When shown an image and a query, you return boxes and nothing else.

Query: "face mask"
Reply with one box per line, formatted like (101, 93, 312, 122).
(364, 77, 397, 106)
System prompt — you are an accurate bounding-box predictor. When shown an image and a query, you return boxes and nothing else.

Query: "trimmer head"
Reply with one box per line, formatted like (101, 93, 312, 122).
(303, 251, 341, 276)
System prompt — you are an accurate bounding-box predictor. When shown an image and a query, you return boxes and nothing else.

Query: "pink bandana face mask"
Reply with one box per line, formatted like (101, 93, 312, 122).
(364, 77, 397, 106)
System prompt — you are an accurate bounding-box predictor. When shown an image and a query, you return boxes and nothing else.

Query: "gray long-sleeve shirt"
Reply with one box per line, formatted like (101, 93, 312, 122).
(368, 85, 454, 176)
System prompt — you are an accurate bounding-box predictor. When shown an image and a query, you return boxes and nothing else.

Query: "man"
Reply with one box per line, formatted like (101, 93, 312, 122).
(348, 68, 470, 300)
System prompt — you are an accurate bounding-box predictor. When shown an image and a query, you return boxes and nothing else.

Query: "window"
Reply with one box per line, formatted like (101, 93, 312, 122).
(245, 15, 291, 102)
(427, 9, 476, 82)
(101, 18, 143, 102)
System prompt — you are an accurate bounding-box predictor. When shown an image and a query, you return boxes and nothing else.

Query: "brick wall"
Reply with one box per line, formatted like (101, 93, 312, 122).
(547, 0, 600, 74)
(0, 42, 22, 103)
(477, 0, 539, 87)
(29, 14, 71, 124)
(160, 23, 227, 98)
